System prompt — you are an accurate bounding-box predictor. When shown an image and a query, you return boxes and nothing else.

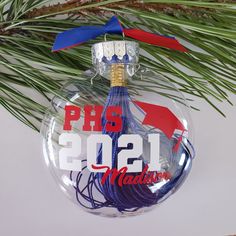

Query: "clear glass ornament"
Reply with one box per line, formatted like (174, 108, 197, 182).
(41, 41, 195, 217)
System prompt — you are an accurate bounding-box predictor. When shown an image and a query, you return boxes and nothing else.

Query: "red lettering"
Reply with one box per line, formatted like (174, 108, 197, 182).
(63, 105, 80, 130)
(123, 175, 134, 185)
(105, 106, 122, 132)
(63, 105, 123, 132)
(162, 171, 171, 180)
(82, 105, 103, 131)
(91, 165, 127, 186)
(91, 165, 171, 186)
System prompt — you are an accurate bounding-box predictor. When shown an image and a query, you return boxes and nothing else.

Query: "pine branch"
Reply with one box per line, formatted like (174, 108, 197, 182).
(0, 0, 235, 130)
(25, 0, 214, 18)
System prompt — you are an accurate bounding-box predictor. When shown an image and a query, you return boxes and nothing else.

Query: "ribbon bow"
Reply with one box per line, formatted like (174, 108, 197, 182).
(52, 16, 187, 52)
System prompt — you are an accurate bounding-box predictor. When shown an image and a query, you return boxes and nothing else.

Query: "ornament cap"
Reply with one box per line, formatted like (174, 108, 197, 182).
(92, 40, 139, 65)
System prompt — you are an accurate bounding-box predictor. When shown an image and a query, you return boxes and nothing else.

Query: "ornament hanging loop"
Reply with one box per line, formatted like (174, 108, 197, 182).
(103, 32, 125, 42)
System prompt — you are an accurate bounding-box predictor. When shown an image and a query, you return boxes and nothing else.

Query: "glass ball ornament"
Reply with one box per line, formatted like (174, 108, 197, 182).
(41, 41, 195, 217)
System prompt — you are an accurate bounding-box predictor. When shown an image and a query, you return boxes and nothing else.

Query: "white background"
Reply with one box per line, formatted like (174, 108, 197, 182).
(0, 94, 236, 236)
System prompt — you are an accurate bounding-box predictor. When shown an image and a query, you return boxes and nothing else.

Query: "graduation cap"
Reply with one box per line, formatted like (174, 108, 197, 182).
(134, 101, 186, 152)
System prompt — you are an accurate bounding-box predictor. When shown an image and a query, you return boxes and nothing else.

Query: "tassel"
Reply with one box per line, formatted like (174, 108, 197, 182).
(69, 64, 192, 213)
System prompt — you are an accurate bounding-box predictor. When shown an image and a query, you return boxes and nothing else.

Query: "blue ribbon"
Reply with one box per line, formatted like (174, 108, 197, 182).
(52, 16, 123, 52)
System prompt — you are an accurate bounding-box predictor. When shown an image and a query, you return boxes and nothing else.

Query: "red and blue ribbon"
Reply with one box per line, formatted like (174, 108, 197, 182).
(52, 16, 188, 52)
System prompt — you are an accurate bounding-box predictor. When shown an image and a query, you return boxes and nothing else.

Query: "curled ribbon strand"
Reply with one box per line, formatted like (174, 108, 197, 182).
(52, 16, 188, 52)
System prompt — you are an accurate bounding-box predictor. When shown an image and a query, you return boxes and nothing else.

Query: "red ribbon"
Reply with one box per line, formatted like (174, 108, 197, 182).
(124, 29, 188, 52)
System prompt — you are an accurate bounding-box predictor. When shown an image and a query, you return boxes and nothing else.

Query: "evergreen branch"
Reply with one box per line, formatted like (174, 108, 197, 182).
(0, 0, 235, 130)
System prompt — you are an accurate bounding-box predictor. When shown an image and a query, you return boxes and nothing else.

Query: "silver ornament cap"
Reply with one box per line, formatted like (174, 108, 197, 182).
(91, 40, 139, 65)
